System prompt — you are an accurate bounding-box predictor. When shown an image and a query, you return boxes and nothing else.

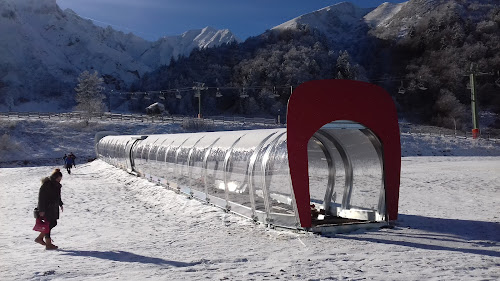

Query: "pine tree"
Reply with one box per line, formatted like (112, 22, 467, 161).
(74, 70, 105, 124)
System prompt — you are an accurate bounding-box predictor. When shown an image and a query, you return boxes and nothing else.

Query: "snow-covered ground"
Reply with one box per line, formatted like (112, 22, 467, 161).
(0, 118, 499, 280)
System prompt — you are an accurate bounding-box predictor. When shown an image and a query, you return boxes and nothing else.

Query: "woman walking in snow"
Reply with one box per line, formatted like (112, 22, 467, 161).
(35, 168, 64, 250)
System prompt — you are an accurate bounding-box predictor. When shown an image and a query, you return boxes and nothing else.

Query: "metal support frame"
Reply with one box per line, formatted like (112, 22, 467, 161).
(145, 138, 161, 176)
(360, 129, 386, 220)
(126, 136, 147, 173)
(174, 138, 190, 180)
(202, 138, 221, 202)
(247, 132, 279, 221)
(310, 136, 336, 214)
(155, 138, 172, 163)
(223, 136, 244, 210)
(260, 132, 287, 224)
(314, 131, 353, 211)
(161, 140, 176, 185)
(186, 136, 205, 189)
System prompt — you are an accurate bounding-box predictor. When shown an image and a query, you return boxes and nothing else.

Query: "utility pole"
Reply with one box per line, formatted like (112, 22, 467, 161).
(193, 82, 207, 118)
(469, 71, 479, 138)
(466, 64, 491, 139)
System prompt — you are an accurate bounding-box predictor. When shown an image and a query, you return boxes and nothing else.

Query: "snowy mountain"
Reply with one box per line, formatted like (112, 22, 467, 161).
(365, 0, 499, 39)
(270, 1, 483, 45)
(272, 2, 375, 47)
(140, 27, 240, 67)
(0, 0, 239, 110)
(268, 1, 418, 52)
(363, 2, 408, 28)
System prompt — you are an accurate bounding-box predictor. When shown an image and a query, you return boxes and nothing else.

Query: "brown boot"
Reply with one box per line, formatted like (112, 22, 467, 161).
(45, 237, 58, 250)
(35, 233, 46, 246)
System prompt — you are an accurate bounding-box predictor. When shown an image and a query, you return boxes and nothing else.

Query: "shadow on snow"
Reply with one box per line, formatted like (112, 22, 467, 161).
(59, 250, 206, 267)
(334, 214, 499, 258)
(397, 214, 500, 242)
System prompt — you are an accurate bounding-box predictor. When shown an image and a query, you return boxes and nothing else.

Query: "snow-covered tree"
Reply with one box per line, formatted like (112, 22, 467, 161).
(74, 70, 105, 124)
(336, 50, 364, 80)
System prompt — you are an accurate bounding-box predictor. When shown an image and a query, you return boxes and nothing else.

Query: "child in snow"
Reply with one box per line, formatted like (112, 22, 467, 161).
(64, 155, 74, 174)
(68, 152, 77, 168)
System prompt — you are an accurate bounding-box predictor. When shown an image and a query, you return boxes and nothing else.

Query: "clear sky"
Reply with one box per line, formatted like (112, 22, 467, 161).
(56, 0, 407, 41)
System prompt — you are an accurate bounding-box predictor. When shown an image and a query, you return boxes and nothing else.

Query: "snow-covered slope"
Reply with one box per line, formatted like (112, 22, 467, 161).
(0, 0, 239, 108)
(363, 2, 408, 28)
(140, 27, 240, 66)
(365, 0, 484, 39)
(0, 0, 151, 97)
(272, 2, 374, 44)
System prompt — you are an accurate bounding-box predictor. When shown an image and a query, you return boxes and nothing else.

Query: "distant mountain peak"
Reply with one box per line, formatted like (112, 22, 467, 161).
(272, 2, 373, 32)
(271, 1, 374, 46)
(0, 0, 240, 107)
(364, 2, 408, 28)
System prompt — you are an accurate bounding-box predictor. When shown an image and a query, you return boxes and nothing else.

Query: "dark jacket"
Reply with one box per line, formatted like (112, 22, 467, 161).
(38, 177, 63, 221)
(64, 157, 74, 167)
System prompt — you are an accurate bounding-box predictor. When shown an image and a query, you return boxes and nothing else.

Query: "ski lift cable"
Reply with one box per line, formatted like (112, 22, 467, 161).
(132, 85, 296, 95)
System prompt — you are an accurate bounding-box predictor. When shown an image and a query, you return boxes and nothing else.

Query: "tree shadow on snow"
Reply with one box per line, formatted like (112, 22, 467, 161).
(335, 214, 499, 258)
(59, 250, 206, 267)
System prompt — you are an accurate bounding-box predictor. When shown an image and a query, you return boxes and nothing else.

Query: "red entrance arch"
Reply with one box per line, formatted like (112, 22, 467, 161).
(287, 80, 401, 228)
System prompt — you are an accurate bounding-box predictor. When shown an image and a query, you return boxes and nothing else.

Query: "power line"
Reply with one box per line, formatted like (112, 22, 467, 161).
(110, 84, 295, 97)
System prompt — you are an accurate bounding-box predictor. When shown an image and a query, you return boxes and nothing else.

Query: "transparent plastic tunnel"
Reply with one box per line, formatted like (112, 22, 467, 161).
(96, 121, 387, 229)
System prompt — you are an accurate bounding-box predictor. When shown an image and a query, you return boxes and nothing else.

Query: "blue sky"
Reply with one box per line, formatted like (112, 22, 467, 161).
(56, 0, 407, 41)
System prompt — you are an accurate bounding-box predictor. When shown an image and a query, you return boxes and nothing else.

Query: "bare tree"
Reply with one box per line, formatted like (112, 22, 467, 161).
(74, 70, 105, 124)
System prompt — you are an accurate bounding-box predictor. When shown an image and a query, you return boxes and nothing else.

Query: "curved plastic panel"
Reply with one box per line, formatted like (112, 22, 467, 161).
(97, 129, 301, 227)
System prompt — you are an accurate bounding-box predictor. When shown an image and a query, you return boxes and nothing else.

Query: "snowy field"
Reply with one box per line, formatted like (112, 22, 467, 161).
(0, 119, 499, 280)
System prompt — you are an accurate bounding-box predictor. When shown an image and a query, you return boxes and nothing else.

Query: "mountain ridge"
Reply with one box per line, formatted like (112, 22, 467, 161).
(0, 0, 239, 109)
(1, 0, 499, 129)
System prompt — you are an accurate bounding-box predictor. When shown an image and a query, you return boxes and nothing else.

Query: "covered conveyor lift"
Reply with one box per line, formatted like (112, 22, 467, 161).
(96, 80, 401, 233)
